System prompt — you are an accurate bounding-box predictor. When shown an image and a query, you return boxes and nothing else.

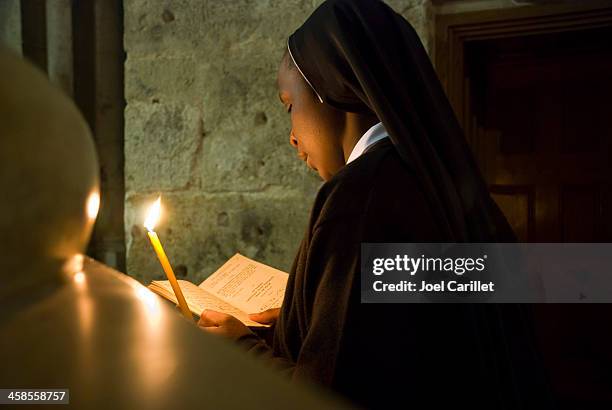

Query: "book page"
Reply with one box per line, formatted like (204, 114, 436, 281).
(199, 253, 288, 314)
(148, 280, 265, 327)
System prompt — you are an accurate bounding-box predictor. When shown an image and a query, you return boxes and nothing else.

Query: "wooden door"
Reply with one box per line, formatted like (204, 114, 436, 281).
(466, 27, 612, 242)
(464, 27, 612, 405)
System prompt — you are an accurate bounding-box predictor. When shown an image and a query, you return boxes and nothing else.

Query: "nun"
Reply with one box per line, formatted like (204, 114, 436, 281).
(198, 0, 554, 408)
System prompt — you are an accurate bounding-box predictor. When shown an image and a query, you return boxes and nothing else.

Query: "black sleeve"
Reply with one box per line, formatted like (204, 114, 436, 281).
(235, 332, 295, 376)
(234, 216, 358, 386)
(287, 217, 359, 386)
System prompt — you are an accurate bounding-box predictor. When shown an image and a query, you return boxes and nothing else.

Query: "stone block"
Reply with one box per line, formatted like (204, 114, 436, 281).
(197, 119, 322, 193)
(124, 0, 204, 56)
(125, 101, 203, 192)
(0, 0, 21, 54)
(125, 55, 199, 104)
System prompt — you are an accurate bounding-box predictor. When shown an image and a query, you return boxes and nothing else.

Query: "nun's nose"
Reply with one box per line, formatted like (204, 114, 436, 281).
(289, 132, 298, 148)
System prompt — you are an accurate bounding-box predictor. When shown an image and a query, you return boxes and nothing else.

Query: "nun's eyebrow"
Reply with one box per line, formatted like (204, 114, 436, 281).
(278, 92, 285, 103)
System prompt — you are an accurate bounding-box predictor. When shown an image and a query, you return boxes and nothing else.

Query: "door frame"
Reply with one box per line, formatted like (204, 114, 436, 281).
(434, 1, 612, 150)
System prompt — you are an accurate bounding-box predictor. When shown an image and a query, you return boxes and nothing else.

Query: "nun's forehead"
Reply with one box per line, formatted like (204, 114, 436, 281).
(277, 56, 307, 95)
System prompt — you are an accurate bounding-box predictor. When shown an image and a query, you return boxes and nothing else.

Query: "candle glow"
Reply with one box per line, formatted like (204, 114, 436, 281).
(74, 271, 86, 285)
(86, 191, 100, 220)
(144, 196, 193, 321)
(144, 196, 161, 232)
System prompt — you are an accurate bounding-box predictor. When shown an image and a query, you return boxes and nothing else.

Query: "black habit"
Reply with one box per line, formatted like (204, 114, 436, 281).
(239, 140, 553, 409)
(239, 0, 555, 408)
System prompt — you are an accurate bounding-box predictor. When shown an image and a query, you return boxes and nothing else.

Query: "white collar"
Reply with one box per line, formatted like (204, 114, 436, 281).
(346, 122, 389, 164)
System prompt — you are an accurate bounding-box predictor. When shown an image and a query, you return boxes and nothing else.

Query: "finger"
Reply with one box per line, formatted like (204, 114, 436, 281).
(248, 308, 280, 324)
(248, 308, 278, 323)
(198, 309, 220, 327)
(201, 309, 234, 325)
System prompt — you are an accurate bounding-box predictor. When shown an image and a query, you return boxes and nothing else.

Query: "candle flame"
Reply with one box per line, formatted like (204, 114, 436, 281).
(144, 196, 162, 232)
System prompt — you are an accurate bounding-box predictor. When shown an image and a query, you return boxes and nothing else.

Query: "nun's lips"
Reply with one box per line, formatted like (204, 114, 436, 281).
(306, 157, 318, 171)
(297, 152, 317, 171)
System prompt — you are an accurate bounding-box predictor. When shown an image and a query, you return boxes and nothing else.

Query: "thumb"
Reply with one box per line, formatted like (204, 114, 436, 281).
(248, 308, 280, 325)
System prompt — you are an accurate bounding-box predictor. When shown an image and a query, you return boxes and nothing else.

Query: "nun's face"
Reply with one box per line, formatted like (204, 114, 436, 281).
(277, 56, 346, 181)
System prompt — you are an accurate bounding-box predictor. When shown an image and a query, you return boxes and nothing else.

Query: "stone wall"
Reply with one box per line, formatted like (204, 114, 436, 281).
(124, 0, 433, 284)
(0, 0, 21, 54)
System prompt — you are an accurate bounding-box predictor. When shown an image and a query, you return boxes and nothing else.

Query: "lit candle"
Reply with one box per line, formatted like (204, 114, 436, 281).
(144, 196, 192, 321)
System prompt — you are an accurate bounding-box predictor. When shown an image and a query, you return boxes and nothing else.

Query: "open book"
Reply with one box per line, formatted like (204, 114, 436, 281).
(148, 253, 288, 327)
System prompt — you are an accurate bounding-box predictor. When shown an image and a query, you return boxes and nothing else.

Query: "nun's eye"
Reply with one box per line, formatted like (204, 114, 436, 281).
(287, 104, 292, 114)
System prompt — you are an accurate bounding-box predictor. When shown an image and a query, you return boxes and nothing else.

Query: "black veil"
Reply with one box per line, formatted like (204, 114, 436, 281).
(288, 0, 515, 242)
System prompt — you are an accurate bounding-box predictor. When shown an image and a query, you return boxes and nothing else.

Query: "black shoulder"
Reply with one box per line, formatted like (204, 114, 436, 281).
(310, 140, 398, 228)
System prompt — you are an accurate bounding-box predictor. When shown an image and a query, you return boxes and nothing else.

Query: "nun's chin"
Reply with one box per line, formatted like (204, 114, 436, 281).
(318, 169, 333, 182)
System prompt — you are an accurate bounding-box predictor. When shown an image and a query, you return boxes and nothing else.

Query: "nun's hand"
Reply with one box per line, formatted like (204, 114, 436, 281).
(248, 308, 280, 325)
(198, 309, 253, 340)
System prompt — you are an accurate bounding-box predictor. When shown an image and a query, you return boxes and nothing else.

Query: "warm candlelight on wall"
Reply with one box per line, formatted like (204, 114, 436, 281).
(144, 196, 192, 321)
